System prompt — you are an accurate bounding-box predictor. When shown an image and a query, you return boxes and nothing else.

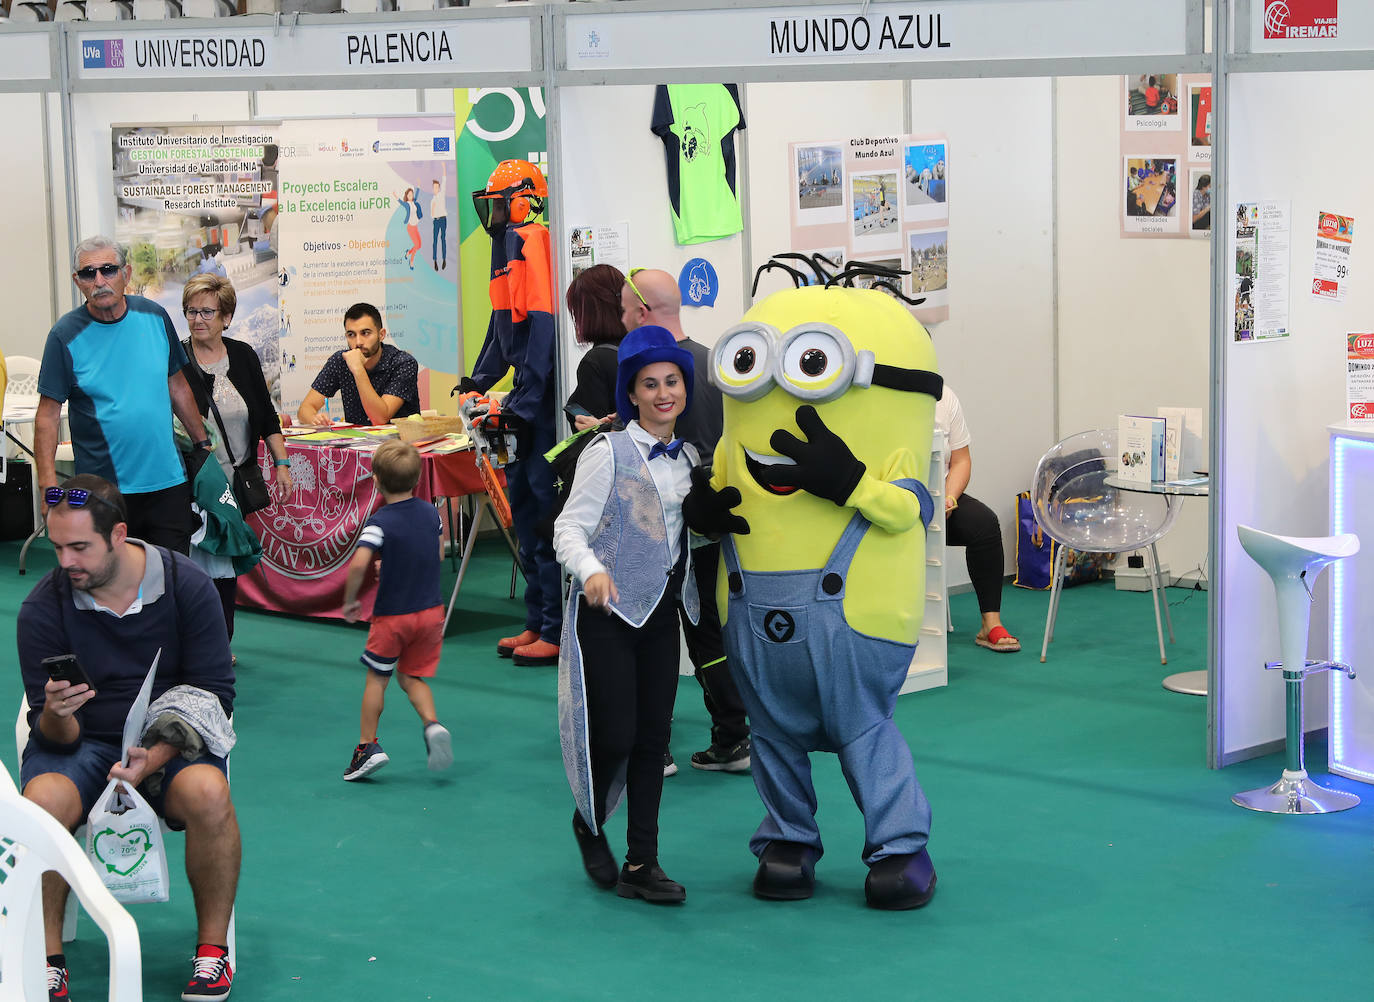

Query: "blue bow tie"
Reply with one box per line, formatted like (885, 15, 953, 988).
(648, 439, 685, 461)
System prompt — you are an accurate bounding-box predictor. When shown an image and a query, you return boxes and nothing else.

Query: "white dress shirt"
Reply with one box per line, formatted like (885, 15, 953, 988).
(553, 420, 697, 586)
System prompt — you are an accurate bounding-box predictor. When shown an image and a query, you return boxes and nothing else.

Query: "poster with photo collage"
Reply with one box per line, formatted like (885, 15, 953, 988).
(787, 134, 949, 325)
(1120, 73, 1213, 239)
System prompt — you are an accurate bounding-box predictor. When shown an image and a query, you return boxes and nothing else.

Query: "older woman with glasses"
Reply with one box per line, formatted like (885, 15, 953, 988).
(181, 273, 291, 642)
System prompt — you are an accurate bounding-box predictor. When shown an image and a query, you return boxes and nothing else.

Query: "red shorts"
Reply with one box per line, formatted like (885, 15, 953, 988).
(362, 606, 444, 678)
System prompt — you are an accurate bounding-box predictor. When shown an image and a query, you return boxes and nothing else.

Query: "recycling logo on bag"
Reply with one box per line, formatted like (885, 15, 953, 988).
(92, 825, 155, 876)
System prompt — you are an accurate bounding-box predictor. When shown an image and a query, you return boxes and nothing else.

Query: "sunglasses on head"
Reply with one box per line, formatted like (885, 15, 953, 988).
(44, 487, 124, 516)
(75, 263, 122, 281)
(625, 267, 649, 309)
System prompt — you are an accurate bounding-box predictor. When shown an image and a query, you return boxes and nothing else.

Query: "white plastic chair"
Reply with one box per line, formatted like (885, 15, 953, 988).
(1030, 429, 1180, 664)
(3, 355, 40, 409)
(16, 700, 236, 963)
(0, 759, 143, 1002)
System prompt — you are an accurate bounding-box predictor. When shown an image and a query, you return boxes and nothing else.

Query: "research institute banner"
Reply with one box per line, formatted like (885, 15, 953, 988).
(112, 122, 283, 405)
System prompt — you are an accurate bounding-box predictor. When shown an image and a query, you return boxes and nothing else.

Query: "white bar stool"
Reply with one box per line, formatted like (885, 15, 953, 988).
(1234, 524, 1361, 814)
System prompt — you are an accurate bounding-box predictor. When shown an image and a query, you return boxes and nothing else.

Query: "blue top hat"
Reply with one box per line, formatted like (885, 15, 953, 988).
(615, 325, 694, 427)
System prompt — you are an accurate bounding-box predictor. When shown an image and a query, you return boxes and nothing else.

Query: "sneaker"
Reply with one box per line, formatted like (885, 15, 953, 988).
(182, 944, 233, 1000)
(48, 964, 69, 1001)
(424, 722, 453, 771)
(663, 752, 678, 778)
(343, 741, 389, 781)
(690, 737, 751, 773)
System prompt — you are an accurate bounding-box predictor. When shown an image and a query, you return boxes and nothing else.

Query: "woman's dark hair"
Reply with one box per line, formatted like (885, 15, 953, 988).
(566, 264, 627, 346)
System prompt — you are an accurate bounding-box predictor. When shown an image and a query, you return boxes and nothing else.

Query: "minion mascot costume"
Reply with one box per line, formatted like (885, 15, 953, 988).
(460, 160, 563, 666)
(684, 260, 942, 909)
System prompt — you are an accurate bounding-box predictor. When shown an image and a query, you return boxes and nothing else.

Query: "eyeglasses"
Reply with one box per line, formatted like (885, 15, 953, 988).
(710, 321, 944, 405)
(184, 308, 219, 320)
(44, 487, 125, 516)
(625, 267, 649, 309)
(74, 263, 123, 282)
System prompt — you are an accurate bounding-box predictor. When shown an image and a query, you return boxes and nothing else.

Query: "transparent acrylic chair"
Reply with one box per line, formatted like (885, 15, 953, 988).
(1031, 429, 1180, 664)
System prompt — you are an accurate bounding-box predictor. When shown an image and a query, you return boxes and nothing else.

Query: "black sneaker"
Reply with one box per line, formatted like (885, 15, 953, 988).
(48, 964, 69, 1001)
(690, 737, 751, 772)
(663, 752, 678, 778)
(182, 945, 233, 1000)
(424, 722, 453, 771)
(343, 741, 389, 781)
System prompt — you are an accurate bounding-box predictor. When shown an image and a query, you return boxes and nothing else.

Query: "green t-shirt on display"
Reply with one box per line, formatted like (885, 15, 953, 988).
(651, 83, 746, 245)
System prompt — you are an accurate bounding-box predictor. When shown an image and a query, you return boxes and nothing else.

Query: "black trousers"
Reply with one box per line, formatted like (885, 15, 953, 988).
(212, 575, 237, 641)
(945, 493, 1005, 615)
(579, 592, 681, 865)
(679, 542, 749, 747)
(124, 481, 194, 555)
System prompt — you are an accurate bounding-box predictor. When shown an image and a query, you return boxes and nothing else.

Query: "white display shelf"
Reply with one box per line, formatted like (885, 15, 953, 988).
(902, 430, 947, 695)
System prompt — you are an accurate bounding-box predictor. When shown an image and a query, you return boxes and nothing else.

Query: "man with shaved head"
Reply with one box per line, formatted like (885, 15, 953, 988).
(620, 268, 751, 777)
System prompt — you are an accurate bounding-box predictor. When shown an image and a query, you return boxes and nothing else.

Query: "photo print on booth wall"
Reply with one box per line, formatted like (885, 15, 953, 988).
(851, 171, 901, 255)
(1123, 157, 1181, 236)
(1188, 84, 1213, 164)
(1124, 73, 1182, 131)
(907, 228, 949, 309)
(903, 143, 947, 221)
(794, 143, 845, 225)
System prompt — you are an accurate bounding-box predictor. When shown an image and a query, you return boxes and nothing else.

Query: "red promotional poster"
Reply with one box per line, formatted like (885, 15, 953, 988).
(1263, 1, 1338, 40)
(1347, 333, 1374, 421)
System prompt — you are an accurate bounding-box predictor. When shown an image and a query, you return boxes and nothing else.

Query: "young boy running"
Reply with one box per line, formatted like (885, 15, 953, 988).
(342, 439, 452, 779)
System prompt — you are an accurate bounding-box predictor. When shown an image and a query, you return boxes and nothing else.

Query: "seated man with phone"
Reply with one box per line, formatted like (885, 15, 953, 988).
(16, 474, 241, 1002)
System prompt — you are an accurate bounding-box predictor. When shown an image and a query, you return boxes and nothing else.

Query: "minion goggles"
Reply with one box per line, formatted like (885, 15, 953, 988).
(710, 321, 942, 403)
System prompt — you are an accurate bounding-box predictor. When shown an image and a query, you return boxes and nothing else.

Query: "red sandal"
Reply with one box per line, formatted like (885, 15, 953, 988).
(974, 625, 1021, 653)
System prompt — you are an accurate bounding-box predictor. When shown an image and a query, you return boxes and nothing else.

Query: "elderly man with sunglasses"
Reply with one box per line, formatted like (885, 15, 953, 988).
(18, 474, 239, 1000)
(34, 235, 213, 555)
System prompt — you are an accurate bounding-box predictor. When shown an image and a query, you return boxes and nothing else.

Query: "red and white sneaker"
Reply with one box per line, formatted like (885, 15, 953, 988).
(182, 944, 233, 1000)
(47, 963, 69, 1001)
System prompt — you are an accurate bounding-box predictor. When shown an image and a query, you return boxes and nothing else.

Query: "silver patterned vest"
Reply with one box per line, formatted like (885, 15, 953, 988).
(586, 431, 699, 628)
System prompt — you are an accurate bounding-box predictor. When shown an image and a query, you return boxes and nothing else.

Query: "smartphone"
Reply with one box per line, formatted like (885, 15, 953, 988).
(42, 653, 92, 689)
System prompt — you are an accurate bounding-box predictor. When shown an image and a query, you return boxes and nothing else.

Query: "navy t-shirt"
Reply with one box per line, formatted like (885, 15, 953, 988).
(357, 497, 443, 616)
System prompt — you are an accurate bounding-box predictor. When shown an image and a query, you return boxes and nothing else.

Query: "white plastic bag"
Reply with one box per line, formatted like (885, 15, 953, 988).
(85, 778, 170, 904)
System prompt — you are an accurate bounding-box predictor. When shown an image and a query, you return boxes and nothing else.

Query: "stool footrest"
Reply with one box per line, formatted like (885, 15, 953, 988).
(1263, 659, 1355, 679)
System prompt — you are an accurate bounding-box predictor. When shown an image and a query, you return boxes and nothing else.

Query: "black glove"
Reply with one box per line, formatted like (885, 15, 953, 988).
(453, 376, 481, 397)
(185, 443, 211, 481)
(768, 405, 866, 506)
(683, 466, 750, 537)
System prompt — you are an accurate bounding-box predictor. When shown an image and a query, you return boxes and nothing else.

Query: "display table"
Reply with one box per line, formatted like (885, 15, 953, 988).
(1103, 475, 1210, 694)
(237, 439, 510, 622)
(1328, 424, 1374, 786)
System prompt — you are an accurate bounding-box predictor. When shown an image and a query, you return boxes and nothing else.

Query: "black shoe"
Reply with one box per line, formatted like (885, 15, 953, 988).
(753, 840, 819, 901)
(616, 863, 686, 904)
(572, 811, 618, 890)
(690, 737, 751, 772)
(343, 741, 389, 781)
(864, 848, 937, 910)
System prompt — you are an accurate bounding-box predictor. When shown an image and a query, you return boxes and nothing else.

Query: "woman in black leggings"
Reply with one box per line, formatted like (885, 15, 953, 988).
(938, 386, 1020, 653)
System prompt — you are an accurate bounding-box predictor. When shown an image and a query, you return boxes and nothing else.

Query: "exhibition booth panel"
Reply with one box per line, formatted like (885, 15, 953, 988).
(1217, 2, 1374, 772)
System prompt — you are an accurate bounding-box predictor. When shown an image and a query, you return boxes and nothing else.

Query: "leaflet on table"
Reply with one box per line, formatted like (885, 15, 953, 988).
(1312, 211, 1355, 303)
(1155, 406, 1206, 480)
(1347, 333, 1374, 421)
(1118, 414, 1166, 483)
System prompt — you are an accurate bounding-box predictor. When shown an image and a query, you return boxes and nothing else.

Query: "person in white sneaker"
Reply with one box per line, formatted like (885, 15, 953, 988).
(341, 440, 452, 781)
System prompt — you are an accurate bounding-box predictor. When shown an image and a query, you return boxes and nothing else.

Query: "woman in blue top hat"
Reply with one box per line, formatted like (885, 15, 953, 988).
(553, 325, 699, 905)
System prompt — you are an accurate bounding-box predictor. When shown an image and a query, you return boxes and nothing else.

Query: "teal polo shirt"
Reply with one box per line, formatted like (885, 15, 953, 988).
(38, 295, 189, 494)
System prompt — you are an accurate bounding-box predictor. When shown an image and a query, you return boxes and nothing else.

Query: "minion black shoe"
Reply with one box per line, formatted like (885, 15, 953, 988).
(864, 848, 937, 910)
(753, 840, 819, 901)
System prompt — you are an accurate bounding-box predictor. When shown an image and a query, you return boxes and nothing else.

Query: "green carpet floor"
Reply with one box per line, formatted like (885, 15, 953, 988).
(3, 538, 1372, 1001)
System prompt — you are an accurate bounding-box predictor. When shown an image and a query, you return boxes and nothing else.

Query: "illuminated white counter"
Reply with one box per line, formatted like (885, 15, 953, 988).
(1329, 423, 1374, 784)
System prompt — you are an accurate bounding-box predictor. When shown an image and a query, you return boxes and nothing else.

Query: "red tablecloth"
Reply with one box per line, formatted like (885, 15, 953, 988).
(236, 440, 494, 620)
